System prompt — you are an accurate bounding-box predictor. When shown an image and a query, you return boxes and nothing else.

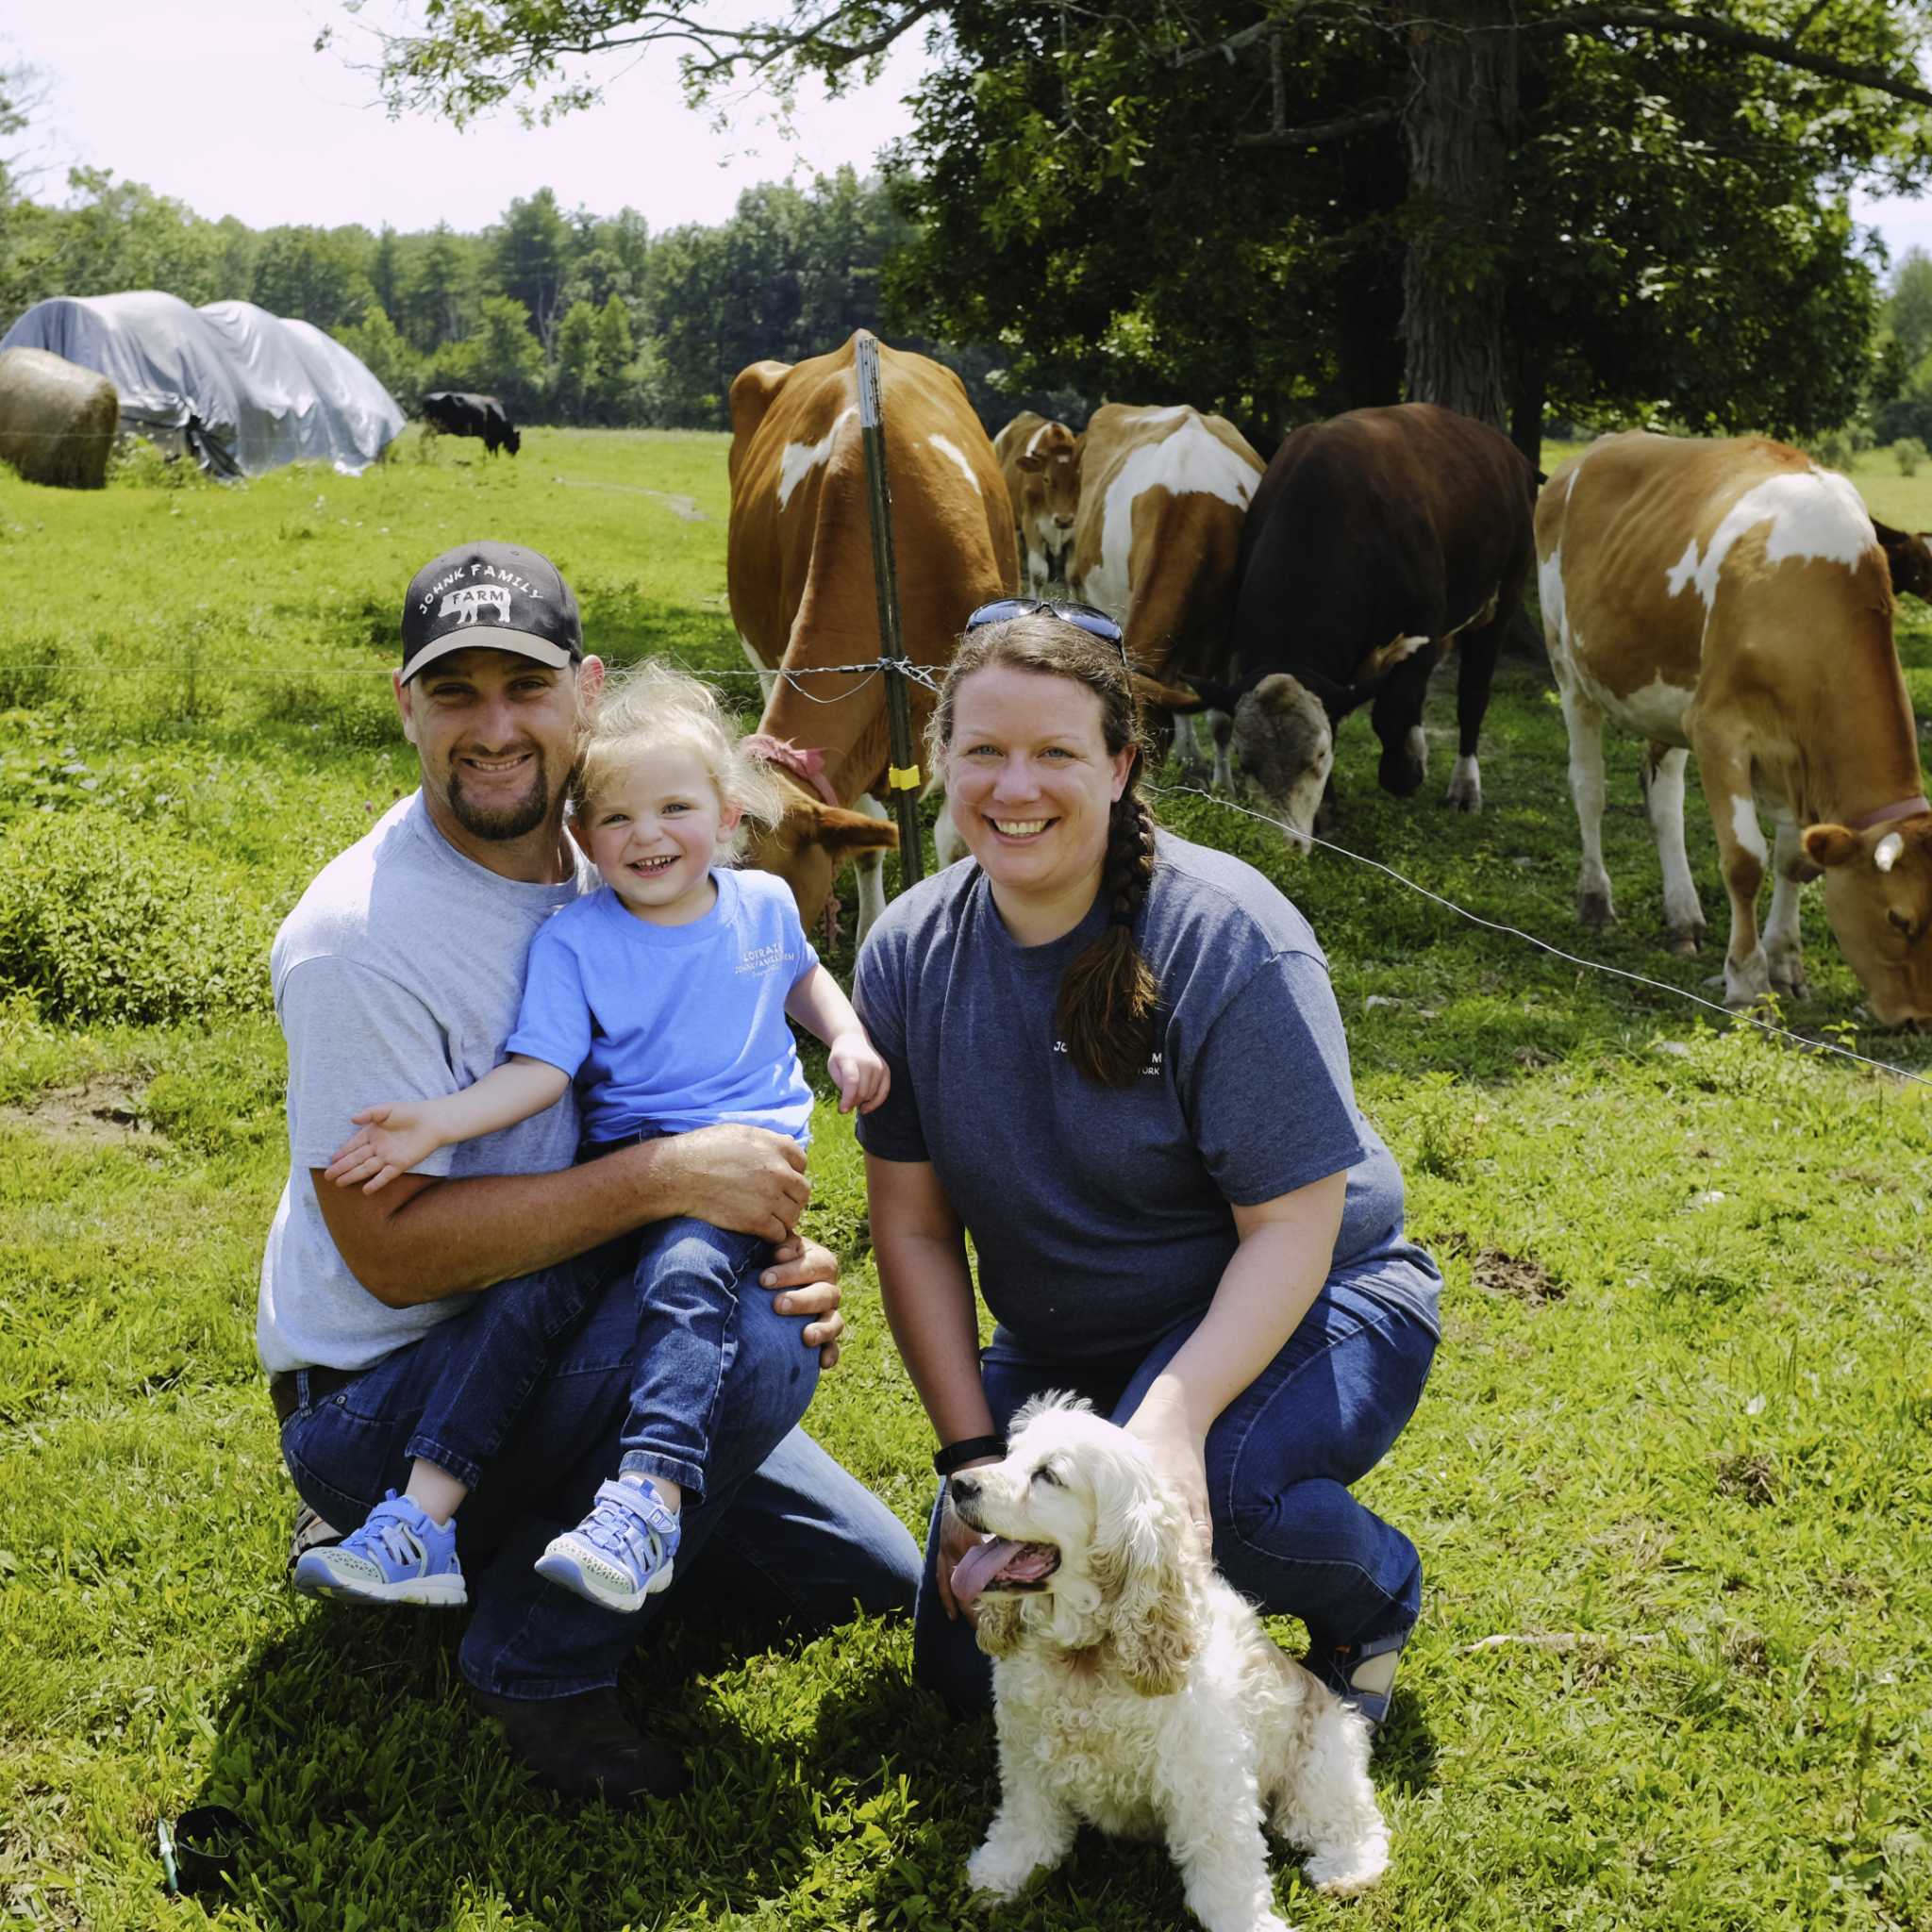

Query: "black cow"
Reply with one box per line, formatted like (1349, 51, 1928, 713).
(421, 391, 521, 457)
(1177, 403, 1536, 851)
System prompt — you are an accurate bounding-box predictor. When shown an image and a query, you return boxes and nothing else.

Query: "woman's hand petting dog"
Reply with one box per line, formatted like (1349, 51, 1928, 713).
(948, 1394, 1390, 1932)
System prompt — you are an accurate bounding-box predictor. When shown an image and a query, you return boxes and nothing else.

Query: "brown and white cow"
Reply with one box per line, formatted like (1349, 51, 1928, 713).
(728, 332, 1017, 939)
(993, 412, 1082, 591)
(1066, 402, 1265, 777)
(1538, 430, 1932, 1026)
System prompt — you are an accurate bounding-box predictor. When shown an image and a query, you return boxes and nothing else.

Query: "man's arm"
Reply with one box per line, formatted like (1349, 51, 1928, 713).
(313, 1121, 811, 1306)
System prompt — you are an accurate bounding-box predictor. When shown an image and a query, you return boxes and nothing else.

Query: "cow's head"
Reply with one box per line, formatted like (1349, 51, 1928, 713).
(1230, 674, 1334, 855)
(1873, 520, 1932, 604)
(504, 425, 522, 457)
(1016, 424, 1082, 556)
(747, 787, 901, 932)
(1803, 814, 1932, 1027)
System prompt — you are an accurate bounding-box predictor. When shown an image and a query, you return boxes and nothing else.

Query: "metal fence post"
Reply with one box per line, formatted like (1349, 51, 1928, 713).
(855, 331, 925, 892)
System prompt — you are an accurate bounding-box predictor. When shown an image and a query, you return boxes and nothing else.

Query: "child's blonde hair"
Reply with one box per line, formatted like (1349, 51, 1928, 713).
(571, 659, 783, 862)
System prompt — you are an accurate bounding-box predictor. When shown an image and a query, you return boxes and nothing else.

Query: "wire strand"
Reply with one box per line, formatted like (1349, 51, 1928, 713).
(1149, 779, 1932, 1090)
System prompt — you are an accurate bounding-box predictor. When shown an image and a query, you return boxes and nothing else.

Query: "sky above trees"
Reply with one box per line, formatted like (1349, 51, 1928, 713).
(5, 5, 918, 233)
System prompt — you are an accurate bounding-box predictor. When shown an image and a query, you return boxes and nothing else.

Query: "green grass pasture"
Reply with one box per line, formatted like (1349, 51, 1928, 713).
(2, 429, 1928, 1930)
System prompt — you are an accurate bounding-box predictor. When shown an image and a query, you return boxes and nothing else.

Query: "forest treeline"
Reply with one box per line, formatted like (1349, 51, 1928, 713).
(0, 161, 1075, 432)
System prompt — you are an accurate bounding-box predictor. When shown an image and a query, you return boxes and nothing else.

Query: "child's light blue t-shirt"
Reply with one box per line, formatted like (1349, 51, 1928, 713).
(506, 867, 819, 1147)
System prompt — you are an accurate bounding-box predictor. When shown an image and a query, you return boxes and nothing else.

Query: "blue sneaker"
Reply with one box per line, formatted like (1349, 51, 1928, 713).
(1320, 1627, 1410, 1732)
(534, 1479, 680, 1614)
(291, 1491, 466, 1607)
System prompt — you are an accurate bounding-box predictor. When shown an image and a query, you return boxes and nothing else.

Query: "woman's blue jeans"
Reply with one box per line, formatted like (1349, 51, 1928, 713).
(279, 1236, 921, 1700)
(912, 1268, 1439, 1715)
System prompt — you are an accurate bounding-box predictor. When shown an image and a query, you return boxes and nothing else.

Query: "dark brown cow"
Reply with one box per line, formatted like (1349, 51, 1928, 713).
(1189, 403, 1535, 850)
(727, 333, 1017, 937)
(1874, 518, 1932, 603)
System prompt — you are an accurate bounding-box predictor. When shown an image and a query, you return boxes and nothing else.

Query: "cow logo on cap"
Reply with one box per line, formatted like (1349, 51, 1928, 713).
(438, 586, 512, 627)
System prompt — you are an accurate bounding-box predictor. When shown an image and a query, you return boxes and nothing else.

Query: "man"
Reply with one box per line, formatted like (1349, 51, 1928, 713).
(258, 540, 920, 1805)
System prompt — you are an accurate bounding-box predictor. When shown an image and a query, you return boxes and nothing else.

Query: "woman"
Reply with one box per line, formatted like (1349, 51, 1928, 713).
(855, 603, 1441, 1724)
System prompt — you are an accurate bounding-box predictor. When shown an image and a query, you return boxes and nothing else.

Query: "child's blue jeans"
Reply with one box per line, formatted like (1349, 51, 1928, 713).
(404, 1215, 769, 1504)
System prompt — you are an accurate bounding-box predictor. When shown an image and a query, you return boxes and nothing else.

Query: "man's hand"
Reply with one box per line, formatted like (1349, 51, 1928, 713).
(762, 1236, 844, 1368)
(826, 1030, 891, 1114)
(325, 1103, 444, 1194)
(649, 1123, 811, 1243)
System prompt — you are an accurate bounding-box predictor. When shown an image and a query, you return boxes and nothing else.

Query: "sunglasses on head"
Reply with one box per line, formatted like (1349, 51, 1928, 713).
(963, 597, 1129, 661)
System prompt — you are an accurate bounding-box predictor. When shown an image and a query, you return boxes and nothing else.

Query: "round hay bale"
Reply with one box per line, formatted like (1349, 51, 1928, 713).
(0, 346, 120, 490)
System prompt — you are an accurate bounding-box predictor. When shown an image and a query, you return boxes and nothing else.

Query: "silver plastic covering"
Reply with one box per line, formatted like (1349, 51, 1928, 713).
(0, 291, 405, 476)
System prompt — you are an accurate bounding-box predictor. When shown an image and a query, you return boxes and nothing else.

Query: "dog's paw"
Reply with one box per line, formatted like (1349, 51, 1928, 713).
(965, 1844, 1030, 1903)
(1304, 1836, 1390, 1897)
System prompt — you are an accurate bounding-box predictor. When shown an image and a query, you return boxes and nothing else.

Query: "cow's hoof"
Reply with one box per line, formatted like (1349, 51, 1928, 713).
(1666, 928, 1704, 958)
(1578, 891, 1616, 930)
(1771, 969, 1811, 1002)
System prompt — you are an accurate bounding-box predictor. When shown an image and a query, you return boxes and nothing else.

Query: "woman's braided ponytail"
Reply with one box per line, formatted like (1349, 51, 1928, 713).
(1058, 785, 1161, 1087)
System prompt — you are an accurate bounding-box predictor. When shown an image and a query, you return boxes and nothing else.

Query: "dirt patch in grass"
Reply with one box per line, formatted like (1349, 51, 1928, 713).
(0, 1074, 157, 1145)
(1714, 1451, 1781, 1507)
(1473, 1248, 1565, 1306)
(1441, 1235, 1567, 1306)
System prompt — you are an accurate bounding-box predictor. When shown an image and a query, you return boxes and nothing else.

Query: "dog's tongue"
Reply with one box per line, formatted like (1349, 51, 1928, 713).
(951, 1537, 1022, 1609)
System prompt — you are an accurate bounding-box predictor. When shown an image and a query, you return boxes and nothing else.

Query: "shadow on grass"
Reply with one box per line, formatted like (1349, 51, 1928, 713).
(178, 1579, 1423, 1928)
(175, 1567, 965, 1927)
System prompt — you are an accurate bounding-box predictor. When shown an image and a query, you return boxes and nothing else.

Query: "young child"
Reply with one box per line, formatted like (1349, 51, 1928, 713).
(292, 660, 888, 1614)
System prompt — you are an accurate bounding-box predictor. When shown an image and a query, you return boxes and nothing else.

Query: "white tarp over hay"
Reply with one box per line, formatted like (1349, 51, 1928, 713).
(0, 291, 404, 476)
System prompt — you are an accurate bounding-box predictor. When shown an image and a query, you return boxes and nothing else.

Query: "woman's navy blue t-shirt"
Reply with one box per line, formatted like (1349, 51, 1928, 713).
(854, 830, 1441, 1361)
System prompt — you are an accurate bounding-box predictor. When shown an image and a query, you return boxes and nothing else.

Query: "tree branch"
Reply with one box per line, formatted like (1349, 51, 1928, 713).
(1523, 7, 1932, 110)
(1238, 103, 1399, 144)
(1172, 0, 1339, 70)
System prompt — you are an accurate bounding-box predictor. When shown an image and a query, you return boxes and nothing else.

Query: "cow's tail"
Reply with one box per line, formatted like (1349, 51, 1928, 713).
(1136, 670, 1249, 715)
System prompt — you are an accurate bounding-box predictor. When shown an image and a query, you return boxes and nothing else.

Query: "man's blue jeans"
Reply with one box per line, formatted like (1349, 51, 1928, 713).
(396, 1217, 769, 1504)
(913, 1268, 1439, 1715)
(279, 1238, 921, 1699)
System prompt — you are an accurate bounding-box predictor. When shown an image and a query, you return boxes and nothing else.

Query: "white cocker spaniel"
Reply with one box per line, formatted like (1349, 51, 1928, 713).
(948, 1395, 1390, 1932)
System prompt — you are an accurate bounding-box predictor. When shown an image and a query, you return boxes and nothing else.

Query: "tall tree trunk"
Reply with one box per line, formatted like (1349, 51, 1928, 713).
(1400, 0, 1518, 427)
(1508, 329, 1545, 475)
(1333, 133, 1409, 412)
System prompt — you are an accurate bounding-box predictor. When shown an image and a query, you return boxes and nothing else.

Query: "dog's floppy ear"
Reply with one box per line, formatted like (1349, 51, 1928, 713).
(974, 1593, 1024, 1658)
(1089, 1449, 1207, 1696)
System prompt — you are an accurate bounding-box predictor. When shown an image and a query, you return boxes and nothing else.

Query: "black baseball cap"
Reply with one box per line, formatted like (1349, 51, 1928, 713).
(400, 541, 583, 682)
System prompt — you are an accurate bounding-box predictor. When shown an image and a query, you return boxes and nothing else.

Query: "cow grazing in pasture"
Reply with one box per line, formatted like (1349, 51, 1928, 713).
(727, 331, 1017, 939)
(1065, 402, 1265, 774)
(421, 391, 521, 457)
(1538, 431, 1932, 1027)
(993, 412, 1082, 591)
(1874, 517, 1932, 604)
(1187, 403, 1535, 852)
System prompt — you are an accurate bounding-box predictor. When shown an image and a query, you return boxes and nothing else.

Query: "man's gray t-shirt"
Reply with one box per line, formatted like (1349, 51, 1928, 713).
(257, 792, 597, 1373)
(855, 831, 1440, 1362)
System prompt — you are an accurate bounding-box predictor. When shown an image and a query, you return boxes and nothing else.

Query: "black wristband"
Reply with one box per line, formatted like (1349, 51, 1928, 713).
(933, 1435, 1005, 1477)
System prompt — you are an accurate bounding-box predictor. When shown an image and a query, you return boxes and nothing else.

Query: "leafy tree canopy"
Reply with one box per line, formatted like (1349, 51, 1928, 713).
(341, 0, 1932, 448)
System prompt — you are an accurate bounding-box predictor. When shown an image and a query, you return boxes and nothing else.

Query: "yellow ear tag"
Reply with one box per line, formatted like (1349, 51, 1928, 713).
(889, 764, 922, 791)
